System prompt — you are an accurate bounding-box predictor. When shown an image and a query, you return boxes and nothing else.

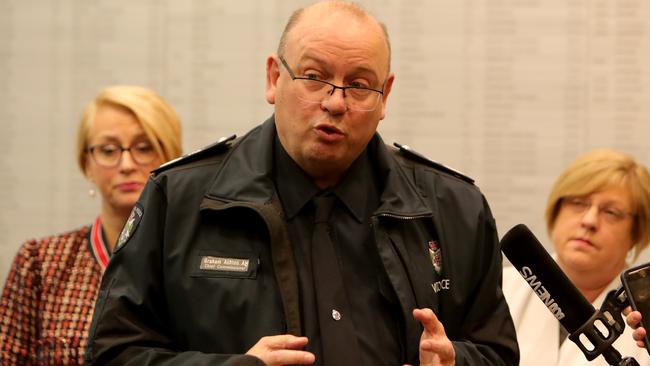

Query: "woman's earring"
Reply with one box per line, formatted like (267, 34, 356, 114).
(89, 187, 96, 197)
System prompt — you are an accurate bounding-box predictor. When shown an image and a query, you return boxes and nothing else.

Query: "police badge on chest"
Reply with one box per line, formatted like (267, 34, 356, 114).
(428, 240, 451, 293)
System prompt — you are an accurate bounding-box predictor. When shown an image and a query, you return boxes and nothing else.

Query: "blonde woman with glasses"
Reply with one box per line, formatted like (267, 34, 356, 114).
(0, 85, 182, 365)
(503, 149, 650, 366)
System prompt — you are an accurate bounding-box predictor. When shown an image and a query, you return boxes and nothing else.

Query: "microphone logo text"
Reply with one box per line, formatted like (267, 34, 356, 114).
(519, 266, 566, 321)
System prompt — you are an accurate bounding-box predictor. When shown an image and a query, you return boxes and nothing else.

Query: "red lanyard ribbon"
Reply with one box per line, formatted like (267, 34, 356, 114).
(90, 216, 110, 271)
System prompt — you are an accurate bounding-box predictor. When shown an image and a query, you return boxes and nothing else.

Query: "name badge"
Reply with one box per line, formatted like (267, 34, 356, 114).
(200, 256, 250, 273)
(192, 251, 258, 279)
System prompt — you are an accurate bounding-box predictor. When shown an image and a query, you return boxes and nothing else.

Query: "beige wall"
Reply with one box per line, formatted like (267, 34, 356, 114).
(2, 0, 650, 285)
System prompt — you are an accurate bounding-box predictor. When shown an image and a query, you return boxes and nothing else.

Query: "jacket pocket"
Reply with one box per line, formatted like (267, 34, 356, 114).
(190, 250, 259, 279)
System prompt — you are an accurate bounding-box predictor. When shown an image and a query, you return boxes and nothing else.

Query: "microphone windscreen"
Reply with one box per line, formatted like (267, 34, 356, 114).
(501, 224, 595, 333)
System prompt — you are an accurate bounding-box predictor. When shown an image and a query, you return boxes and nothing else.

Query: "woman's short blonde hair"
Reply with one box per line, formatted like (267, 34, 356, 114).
(76, 85, 182, 175)
(545, 149, 650, 259)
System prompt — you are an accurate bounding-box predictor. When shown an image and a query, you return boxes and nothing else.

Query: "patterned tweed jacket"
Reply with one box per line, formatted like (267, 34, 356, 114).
(0, 218, 110, 365)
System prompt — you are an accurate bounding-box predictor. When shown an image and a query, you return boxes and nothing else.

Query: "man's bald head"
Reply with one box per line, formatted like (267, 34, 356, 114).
(276, 1, 391, 72)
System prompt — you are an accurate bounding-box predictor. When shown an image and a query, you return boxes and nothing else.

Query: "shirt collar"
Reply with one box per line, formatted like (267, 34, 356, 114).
(332, 148, 377, 223)
(273, 134, 377, 223)
(274, 135, 320, 220)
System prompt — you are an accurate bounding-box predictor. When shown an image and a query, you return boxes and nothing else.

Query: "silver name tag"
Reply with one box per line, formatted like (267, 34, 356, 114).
(200, 256, 250, 272)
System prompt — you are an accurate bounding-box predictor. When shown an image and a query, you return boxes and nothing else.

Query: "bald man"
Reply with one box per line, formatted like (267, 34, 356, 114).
(86, 2, 518, 365)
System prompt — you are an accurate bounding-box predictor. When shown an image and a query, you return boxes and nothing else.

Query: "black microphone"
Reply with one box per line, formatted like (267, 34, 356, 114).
(501, 224, 637, 365)
(500, 223, 594, 333)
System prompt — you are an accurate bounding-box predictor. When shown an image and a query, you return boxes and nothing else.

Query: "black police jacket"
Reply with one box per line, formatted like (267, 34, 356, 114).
(86, 116, 519, 365)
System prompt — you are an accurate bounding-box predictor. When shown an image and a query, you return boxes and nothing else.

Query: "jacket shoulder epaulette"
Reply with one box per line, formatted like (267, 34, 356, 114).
(153, 134, 237, 175)
(393, 142, 475, 185)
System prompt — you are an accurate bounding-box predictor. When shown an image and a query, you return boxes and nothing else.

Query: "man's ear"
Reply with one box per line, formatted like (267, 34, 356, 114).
(378, 73, 395, 121)
(266, 54, 280, 105)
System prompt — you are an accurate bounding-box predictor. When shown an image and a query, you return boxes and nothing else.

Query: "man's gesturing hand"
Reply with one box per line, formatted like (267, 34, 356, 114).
(246, 334, 315, 366)
(404, 308, 456, 366)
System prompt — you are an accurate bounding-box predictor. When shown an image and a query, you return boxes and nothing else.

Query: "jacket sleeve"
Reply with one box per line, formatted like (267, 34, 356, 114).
(450, 195, 519, 365)
(0, 241, 41, 365)
(85, 177, 264, 366)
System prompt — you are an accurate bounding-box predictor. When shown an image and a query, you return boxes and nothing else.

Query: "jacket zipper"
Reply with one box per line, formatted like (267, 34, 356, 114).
(374, 212, 431, 221)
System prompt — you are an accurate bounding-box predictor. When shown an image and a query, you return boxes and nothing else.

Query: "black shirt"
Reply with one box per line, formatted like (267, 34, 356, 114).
(274, 136, 402, 366)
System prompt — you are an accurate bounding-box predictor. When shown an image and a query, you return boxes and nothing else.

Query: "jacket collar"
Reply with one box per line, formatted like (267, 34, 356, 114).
(367, 133, 432, 218)
(205, 115, 432, 217)
(205, 116, 278, 204)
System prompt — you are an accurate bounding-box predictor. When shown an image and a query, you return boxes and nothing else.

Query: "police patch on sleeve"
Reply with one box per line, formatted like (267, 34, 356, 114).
(115, 203, 143, 252)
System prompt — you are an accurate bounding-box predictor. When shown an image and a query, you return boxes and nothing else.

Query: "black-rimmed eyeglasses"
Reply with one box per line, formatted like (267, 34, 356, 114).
(87, 142, 158, 167)
(279, 56, 385, 112)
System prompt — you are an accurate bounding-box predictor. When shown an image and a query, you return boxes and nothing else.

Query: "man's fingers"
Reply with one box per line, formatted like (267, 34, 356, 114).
(266, 349, 316, 365)
(246, 335, 315, 365)
(412, 308, 456, 365)
(413, 308, 444, 334)
(261, 335, 309, 350)
(421, 339, 455, 358)
(281, 336, 310, 350)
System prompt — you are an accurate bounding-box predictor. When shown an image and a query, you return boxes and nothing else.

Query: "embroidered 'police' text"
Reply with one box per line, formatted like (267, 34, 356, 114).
(431, 279, 451, 293)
